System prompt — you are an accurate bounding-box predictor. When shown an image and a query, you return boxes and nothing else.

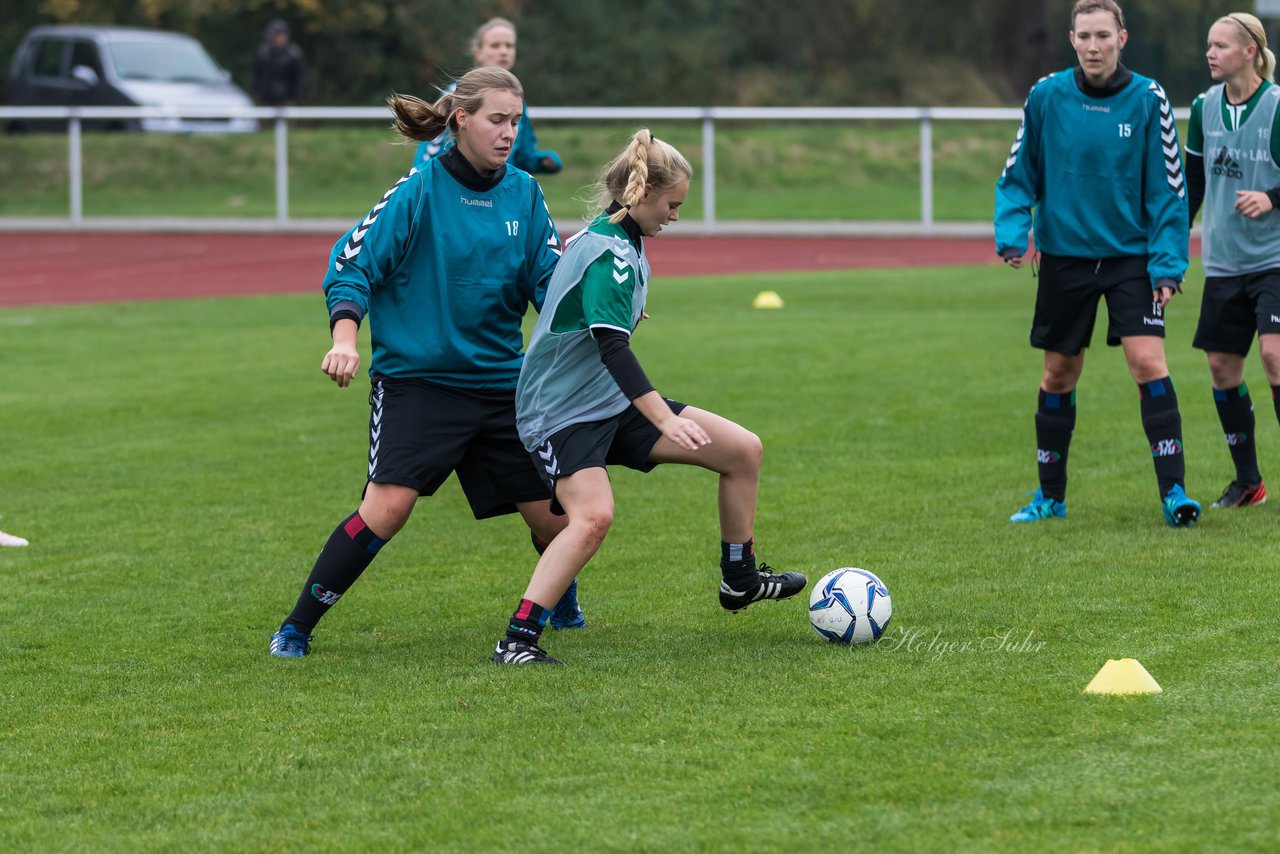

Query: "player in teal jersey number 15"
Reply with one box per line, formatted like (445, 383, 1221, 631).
(995, 0, 1201, 528)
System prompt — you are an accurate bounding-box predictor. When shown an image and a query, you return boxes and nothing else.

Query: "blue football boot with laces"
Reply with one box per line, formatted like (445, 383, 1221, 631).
(269, 623, 312, 658)
(549, 578, 586, 629)
(1009, 489, 1067, 523)
(1162, 484, 1201, 528)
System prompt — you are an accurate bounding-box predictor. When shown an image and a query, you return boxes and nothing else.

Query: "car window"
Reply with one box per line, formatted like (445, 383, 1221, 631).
(33, 39, 68, 78)
(69, 40, 104, 77)
(107, 39, 223, 84)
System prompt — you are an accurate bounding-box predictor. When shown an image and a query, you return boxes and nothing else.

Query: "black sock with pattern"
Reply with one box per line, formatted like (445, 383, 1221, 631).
(1213, 383, 1260, 485)
(506, 598, 551, 645)
(721, 539, 758, 590)
(283, 511, 388, 634)
(1140, 377, 1185, 497)
(1035, 388, 1076, 502)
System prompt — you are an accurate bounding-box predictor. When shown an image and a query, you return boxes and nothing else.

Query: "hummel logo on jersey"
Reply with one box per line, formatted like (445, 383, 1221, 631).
(1082, 104, 1111, 113)
(612, 255, 631, 284)
(1151, 438, 1183, 457)
(461, 196, 493, 207)
(1037, 449, 1062, 464)
(336, 169, 417, 272)
(1211, 147, 1244, 179)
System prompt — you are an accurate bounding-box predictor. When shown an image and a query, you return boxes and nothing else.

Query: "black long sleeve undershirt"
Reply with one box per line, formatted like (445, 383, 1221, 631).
(593, 327, 655, 400)
(1186, 152, 1206, 224)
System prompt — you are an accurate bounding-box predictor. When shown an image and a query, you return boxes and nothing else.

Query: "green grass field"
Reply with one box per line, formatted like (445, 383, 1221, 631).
(0, 121, 1017, 223)
(2, 264, 1279, 851)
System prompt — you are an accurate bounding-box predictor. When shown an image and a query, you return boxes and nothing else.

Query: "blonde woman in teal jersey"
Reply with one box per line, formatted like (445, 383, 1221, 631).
(413, 18, 562, 175)
(491, 130, 806, 666)
(1186, 12, 1280, 509)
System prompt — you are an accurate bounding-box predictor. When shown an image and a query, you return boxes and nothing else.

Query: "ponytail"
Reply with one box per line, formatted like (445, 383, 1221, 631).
(388, 66, 524, 144)
(593, 128, 692, 223)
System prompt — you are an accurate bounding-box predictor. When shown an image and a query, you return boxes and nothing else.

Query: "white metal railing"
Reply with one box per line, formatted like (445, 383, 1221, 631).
(0, 105, 1194, 231)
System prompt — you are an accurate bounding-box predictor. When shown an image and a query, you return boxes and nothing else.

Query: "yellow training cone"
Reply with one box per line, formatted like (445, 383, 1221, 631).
(753, 290, 784, 309)
(1083, 658, 1163, 694)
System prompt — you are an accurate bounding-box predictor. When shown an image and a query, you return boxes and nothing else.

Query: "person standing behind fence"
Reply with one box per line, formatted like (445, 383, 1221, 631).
(1185, 13, 1280, 509)
(253, 19, 306, 107)
(413, 18, 562, 176)
(994, 0, 1201, 527)
(268, 67, 569, 658)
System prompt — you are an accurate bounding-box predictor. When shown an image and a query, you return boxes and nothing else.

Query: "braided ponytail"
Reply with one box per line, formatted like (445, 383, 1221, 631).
(593, 129, 692, 223)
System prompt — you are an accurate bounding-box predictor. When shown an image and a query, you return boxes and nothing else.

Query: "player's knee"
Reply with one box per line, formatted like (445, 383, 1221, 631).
(739, 430, 764, 471)
(1041, 361, 1080, 392)
(1207, 356, 1242, 389)
(1259, 347, 1280, 382)
(360, 486, 417, 536)
(575, 507, 614, 548)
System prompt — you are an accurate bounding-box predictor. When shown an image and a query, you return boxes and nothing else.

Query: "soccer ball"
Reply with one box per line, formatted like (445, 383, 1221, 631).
(808, 567, 892, 643)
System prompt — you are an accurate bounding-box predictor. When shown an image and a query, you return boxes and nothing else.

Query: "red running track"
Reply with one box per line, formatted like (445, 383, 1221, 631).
(0, 233, 1006, 308)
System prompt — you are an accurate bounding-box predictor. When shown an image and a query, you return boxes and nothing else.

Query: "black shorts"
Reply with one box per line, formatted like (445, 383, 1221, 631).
(1031, 254, 1165, 354)
(529, 398, 687, 512)
(1192, 269, 1280, 356)
(366, 375, 550, 519)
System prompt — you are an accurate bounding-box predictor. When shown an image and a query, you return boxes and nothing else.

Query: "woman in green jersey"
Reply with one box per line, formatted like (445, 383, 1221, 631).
(490, 130, 806, 666)
(1187, 12, 1280, 509)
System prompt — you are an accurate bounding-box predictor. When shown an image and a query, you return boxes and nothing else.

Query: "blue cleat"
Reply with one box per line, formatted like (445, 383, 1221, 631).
(269, 623, 312, 658)
(1010, 489, 1067, 523)
(1163, 484, 1201, 528)
(549, 578, 586, 629)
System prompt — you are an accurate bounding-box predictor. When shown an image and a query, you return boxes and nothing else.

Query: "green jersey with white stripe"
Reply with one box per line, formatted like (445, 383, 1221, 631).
(516, 215, 650, 451)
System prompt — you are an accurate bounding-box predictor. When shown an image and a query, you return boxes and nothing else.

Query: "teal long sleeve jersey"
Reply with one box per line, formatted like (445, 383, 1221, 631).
(994, 66, 1189, 288)
(322, 149, 561, 389)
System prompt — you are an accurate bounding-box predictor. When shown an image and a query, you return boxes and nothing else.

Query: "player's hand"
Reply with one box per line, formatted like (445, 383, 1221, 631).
(640, 311, 650, 322)
(1000, 247, 1025, 269)
(660, 415, 712, 452)
(1234, 190, 1274, 219)
(1154, 285, 1177, 310)
(322, 343, 360, 388)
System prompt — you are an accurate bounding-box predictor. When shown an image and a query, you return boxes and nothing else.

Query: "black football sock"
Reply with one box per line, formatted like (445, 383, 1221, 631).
(531, 531, 549, 555)
(1140, 377, 1185, 497)
(721, 539, 758, 590)
(283, 511, 388, 634)
(1272, 385, 1280, 433)
(506, 598, 551, 645)
(1213, 383, 1260, 485)
(1035, 388, 1076, 502)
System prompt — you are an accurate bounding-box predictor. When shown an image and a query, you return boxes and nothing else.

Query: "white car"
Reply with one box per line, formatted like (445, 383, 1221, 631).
(5, 25, 256, 133)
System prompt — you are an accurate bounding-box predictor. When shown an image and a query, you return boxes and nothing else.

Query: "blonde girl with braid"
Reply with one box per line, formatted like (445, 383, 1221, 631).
(490, 130, 807, 666)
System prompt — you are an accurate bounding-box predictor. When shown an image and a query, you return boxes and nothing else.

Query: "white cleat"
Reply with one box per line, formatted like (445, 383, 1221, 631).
(0, 530, 29, 547)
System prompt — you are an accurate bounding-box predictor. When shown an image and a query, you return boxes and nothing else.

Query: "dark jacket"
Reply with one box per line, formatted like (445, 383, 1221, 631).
(252, 42, 306, 106)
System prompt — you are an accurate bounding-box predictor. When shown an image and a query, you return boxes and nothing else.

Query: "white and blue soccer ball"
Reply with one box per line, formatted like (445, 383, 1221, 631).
(808, 567, 892, 643)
